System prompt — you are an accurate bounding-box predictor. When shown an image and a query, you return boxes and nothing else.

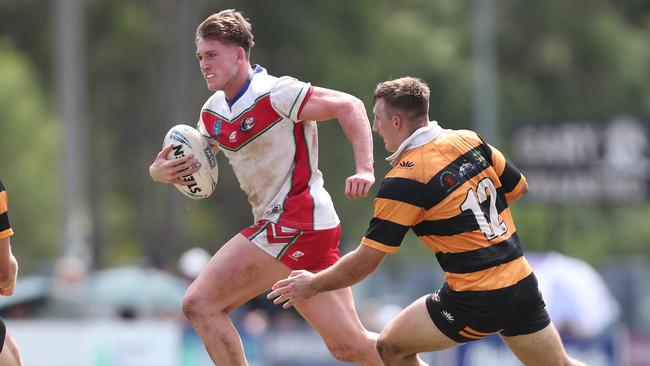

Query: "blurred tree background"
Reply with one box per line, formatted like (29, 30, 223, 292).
(0, 0, 649, 275)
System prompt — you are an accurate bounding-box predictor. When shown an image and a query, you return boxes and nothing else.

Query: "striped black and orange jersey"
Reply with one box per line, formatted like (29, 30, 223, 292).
(0, 179, 13, 240)
(361, 128, 531, 291)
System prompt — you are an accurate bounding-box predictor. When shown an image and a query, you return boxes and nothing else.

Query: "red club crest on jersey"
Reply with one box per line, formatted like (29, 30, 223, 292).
(201, 95, 282, 151)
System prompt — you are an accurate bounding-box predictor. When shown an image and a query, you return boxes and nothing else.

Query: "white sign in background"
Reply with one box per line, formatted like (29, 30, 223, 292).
(7, 319, 181, 366)
(513, 115, 649, 203)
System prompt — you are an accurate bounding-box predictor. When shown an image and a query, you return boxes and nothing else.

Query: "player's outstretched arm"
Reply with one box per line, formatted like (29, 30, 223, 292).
(298, 87, 375, 199)
(0, 237, 17, 296)
(268, 244, 386, 309)
(149, 144, 200, 185)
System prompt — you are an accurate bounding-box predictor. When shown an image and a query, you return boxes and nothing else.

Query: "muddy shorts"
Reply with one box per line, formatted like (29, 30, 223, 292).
(241, 220, 341, 271)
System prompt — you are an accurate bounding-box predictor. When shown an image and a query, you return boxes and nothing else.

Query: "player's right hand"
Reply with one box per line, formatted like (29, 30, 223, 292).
(0, 255, 17, 296)
(149, 144, 200, 185)
(268, 270, 318, 309)
(0, 284, 15, 296)
(345, 171, 375, 199)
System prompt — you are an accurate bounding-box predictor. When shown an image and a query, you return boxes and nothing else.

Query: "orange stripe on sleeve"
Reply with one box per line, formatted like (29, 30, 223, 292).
(0, 228, 13, 240)
(505, 174, 527, 203)
(373, 197, 422, 227)
(0, 191, 8, 214)
(361, 237, 399, 253)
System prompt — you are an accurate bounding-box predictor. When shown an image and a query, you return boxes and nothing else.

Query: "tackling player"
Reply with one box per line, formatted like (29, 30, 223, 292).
(0, 179, 24, 366)
(149, 9, 382, 366)
(269, 77, 586, 366)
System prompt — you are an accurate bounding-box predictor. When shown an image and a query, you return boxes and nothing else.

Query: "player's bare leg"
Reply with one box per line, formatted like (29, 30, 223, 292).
(183, 234, 381, 365)
(294, 287, 383, 365)
(376, 295, 458, 366)
(182, 234, 288, 366)
(0, 333, 23, 366)
(500, 324, 586, 366)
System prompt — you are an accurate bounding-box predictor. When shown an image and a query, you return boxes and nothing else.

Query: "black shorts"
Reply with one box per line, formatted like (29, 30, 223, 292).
(425, 273, 550, 343)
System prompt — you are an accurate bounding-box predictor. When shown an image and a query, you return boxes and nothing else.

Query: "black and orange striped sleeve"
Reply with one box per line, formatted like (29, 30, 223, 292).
(488, 145, 527, 203)
(0, 179, 13, 239)
(361, 177, 424, 253)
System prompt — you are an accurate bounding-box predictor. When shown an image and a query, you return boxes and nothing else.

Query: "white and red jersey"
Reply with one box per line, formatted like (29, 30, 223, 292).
(197, 65, 339, 230)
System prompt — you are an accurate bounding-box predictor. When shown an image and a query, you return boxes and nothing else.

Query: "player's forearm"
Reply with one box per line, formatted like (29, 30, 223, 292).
(312, 246, 378, 293)
(0, 254, 17, 289)
(0, 238, 14, 287)
(335, 98, 374, 174)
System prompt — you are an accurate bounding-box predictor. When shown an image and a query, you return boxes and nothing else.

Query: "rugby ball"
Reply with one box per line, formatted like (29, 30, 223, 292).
(163, 124, 218, 200)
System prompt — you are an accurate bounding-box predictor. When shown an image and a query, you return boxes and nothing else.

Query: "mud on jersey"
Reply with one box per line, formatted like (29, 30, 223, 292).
(197, 66, 339, 230)
(361, 125, 532, 291)
(0, 179, 13, 240)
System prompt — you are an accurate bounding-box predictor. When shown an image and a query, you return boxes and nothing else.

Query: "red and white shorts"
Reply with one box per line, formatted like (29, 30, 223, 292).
(241, 220, 341, 271)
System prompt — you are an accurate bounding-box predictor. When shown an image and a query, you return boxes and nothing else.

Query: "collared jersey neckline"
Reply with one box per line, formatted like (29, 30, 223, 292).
(386, 121, 443, 166)
(227, 64, 265, 108)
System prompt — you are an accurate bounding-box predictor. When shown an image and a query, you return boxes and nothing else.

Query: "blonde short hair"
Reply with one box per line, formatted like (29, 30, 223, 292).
(196, 9, 255, 57)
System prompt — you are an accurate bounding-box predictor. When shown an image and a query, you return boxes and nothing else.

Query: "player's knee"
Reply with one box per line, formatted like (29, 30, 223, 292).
(376, 337, 390, 360)
(376, 335, 400, 363)
(182, 288, 232, 322)
(181, 293, 198, 320)
(325, 335, 379, 363)
(321, 329, 378, 363)
(325, 342, 358, 363)
(182, 290, 210, 321)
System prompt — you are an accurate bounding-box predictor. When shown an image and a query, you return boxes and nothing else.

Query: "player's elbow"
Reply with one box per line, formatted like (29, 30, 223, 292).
(349, 95, 366, 116)
(334, 94, 365, 120)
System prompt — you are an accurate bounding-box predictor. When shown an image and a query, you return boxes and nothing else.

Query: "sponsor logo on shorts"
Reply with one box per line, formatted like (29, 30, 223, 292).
(229, 131, 237, 142)
(441, 310, 455, 323)
(289, 251, 305, 260)
(431, 292, 441, 302)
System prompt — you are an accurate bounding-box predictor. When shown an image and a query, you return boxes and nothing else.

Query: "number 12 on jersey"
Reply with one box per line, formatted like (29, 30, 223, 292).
(461, 178, 507, 240)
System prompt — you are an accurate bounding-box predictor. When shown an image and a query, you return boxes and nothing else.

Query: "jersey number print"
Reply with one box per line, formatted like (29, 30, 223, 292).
(461, 178, 507, 240)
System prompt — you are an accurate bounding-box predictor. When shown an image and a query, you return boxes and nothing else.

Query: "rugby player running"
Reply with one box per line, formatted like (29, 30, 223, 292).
(149, 9, 382, 366)
(269, 77, 586, 366)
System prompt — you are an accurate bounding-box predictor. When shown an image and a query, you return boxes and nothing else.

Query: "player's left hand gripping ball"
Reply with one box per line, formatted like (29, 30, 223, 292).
(163, 124, 219, 199)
